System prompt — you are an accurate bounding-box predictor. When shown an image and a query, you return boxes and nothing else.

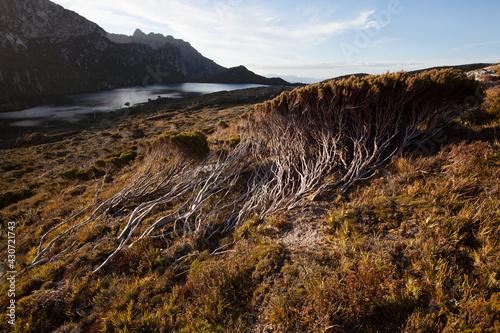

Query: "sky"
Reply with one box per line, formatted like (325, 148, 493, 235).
(51, 0, 500, 83)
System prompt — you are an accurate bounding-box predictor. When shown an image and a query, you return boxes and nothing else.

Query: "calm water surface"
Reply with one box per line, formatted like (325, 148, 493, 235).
(0, 83, 264, 127)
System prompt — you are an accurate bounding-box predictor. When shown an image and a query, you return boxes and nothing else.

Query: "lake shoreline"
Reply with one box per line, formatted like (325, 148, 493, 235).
(0, 83, 268, 127)
(0, 85, 295, 143)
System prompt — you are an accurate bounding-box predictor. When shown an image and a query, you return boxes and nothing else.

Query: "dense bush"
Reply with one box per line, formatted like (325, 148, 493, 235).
(250, 69, 479, 196)
(149, 131, 210, 161)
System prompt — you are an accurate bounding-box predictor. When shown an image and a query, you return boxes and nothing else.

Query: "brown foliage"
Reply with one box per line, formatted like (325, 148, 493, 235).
(249, 70, 479, 199)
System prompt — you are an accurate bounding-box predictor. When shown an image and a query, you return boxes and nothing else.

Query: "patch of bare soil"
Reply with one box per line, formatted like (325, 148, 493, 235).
(278, 202, 330, 250)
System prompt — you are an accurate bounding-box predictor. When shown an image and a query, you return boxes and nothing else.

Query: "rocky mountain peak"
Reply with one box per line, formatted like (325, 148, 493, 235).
(132, 28, 145, 37)
(131, 28, 174, 49)
(108, 28, 193, 51)
(0, 0, 286, 107)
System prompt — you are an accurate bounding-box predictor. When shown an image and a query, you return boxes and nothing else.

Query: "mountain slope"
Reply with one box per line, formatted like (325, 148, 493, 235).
(0, 0, 227, 109)
(0, 0, 106, 41)
(107, 29, 226, 80)
(108, 31, 290, 86)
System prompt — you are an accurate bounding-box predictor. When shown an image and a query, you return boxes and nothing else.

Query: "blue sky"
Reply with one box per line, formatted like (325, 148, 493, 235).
(51, 0, 500, 82)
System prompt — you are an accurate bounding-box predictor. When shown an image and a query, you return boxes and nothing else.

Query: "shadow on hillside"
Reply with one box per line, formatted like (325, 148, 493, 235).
(446, 124, 500, 144)
(403, 123, 500, 159)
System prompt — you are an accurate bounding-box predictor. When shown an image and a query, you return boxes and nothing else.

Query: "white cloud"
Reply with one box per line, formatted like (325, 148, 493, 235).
(51, 1, 384, 62)
(50, 0, 411, 77)
(288, 10, 376, 40)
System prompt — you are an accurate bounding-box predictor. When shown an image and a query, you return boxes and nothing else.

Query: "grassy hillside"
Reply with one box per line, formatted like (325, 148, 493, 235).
(0, 67, 499, 332)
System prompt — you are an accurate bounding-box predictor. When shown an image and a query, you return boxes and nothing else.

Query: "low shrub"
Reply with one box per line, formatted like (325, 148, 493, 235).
(58, 166, 99, 181)
(152, 131, 210, 161)
(251, 69, 479, 194)
(0, 188, 33, 208)
(31, 194, 49, 208)
(483, 86, 500, 120)
(461, 86, 500, 125)
(94, 149, 138, 169)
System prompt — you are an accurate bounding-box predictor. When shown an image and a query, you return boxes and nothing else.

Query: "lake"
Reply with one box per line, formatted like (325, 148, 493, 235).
(0, 83, 265, 127)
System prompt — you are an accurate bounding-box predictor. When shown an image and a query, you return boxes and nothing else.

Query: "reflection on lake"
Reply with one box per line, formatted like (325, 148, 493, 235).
(0, 83, 265, 127)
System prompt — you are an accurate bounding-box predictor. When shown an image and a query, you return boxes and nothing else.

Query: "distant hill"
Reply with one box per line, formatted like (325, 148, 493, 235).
(408, 63, 493, 75)
(265, 74, 320, 84)
(201, 65, 289, 85)
(322, 64, 495, 83)
(324, 73, 370, 82)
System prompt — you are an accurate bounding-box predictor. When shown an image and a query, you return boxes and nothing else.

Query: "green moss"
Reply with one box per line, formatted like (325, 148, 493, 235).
(119, 150, 137, 164)
(58, 167, 79, 179)
(227, 135, 241, 148)
(154, 131, 210, 160)
(58, 166, 99, 180)
(93, 148, 138, 170)
(31, 194, 49, 208)
(248, 243, 285, 280)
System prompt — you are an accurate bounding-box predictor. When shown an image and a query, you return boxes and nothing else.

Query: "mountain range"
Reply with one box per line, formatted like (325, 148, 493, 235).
(0, 0, 288, 111)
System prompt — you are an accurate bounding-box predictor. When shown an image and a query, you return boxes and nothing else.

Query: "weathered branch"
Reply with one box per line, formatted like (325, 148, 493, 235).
(30, 69, 478, 273)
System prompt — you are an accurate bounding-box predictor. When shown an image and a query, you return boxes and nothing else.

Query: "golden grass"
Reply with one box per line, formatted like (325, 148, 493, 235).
(1, 83, 500, 332)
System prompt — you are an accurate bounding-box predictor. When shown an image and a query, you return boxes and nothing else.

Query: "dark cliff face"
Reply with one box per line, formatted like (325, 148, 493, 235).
(107, 29, 226, 79)
(0, 0, 106, 41)
(108, 29, 192, 52)
(0, 0, 226, 107)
